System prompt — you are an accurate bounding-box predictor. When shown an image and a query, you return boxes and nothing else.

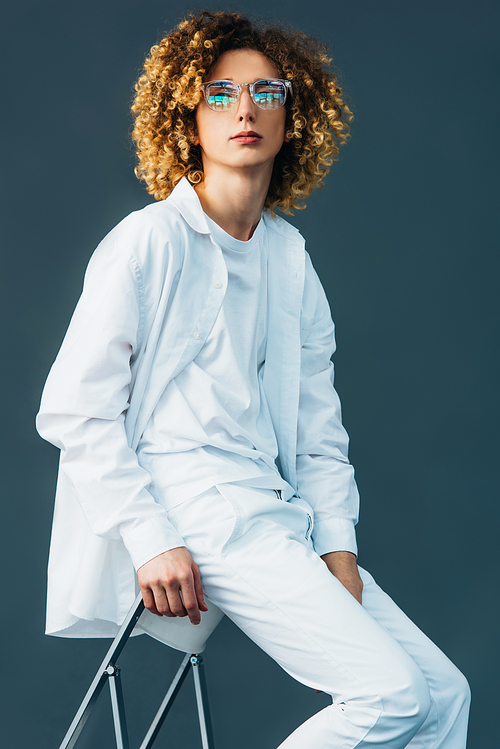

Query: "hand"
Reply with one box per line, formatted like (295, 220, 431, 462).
(313, 550, 363, 694)
(137, 546, 209, 625)
(320, 550, 363, 605)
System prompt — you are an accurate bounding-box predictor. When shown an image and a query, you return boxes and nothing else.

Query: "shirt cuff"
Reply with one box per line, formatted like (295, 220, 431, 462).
(312, 517, 358, 557)
(120, 516, 186, 571)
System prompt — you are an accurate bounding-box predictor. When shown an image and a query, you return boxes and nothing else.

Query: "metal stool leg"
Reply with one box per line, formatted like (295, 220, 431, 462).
(108, 665, 130, 749)
(57, 592, 216, 749)
(58, 594, 144, 749)
(138, 653, 192, 749)
(191, 655, 216, 749)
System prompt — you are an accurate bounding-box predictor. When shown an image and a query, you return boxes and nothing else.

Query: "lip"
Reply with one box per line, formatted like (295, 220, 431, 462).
(231, 130, 262, 143)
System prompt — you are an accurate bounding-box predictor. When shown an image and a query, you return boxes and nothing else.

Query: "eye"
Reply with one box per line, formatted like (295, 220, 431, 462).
(205, 81, 239, 111)
(253, 80, 286, 109)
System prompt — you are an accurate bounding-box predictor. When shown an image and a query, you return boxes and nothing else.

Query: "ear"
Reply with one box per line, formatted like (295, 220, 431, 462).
(190, 120, 200, 146)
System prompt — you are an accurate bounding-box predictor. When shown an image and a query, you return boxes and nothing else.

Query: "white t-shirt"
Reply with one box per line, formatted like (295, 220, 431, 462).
(137, 213, 294, 509)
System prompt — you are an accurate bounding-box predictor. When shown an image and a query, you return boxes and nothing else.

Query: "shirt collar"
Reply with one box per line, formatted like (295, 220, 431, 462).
(167, 177, 211, 234)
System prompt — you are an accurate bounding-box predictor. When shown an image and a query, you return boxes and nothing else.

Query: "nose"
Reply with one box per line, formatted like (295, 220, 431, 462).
(237, 87, 257, 123)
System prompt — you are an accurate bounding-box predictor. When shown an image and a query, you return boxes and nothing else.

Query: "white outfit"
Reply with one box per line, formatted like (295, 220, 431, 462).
(137, 212, 295, 508)
(36, 177, 358, 636)
(160, 483, 470, 748)
(36, 178, 470, 746)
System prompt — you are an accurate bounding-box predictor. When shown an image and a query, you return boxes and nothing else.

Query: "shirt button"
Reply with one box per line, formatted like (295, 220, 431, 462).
(214, 281, 222, 288)
(194, 332, 201, 340)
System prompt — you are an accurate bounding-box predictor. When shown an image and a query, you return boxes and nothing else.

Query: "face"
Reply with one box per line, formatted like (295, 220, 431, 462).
(194, 49, 289, 176)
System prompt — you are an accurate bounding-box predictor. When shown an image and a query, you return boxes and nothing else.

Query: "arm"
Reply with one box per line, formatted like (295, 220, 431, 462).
(320, 551, 363, 604)
(36, 220, 205, 622)
(297, 255, 362, 602)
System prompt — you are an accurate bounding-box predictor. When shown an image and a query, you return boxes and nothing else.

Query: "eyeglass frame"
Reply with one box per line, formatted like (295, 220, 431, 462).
(200, 78, 293, 111)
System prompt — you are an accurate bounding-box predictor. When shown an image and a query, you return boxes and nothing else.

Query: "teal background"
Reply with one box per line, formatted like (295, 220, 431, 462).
(1, 1, 498, 746)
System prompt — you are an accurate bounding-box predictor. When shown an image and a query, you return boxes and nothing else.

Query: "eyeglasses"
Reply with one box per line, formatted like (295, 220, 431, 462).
(201, 79, 293, 112)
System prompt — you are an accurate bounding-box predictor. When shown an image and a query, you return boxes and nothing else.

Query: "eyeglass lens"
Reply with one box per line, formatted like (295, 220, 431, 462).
(205, 80, 287, 111)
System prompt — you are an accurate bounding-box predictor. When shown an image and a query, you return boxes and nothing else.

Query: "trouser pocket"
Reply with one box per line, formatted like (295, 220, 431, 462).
(167, 486, 239, 558)
(286, 494, 314, 543)
(218, 485, 315, 548)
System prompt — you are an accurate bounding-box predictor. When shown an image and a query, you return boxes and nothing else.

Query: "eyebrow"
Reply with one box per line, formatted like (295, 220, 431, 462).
(207, 77, 278, 83)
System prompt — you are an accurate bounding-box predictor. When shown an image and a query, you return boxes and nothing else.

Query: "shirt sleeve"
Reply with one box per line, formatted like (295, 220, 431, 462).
(296, 256, 360, 557)
(36, 224, 186, 571)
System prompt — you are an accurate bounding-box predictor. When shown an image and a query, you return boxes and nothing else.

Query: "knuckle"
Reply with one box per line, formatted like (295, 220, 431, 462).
(171, 605, 187, 616)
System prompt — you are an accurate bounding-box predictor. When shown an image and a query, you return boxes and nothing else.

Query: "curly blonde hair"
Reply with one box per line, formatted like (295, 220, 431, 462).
(131, 11, 353, 214)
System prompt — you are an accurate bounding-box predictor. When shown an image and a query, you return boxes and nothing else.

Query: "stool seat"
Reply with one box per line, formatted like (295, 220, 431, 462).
(136, 598, 224, 653)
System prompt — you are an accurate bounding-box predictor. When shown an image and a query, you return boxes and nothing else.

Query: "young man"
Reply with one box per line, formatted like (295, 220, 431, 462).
(36, 11, 470, 748)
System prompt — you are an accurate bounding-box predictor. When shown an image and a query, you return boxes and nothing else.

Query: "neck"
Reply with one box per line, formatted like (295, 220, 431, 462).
(194, 163, 272, 241)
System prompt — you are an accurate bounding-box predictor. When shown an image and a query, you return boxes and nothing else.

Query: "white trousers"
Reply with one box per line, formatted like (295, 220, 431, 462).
(164, 484, 470, 748)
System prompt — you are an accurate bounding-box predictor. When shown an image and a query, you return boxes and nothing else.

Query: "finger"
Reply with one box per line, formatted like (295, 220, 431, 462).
(141, 586, 162, 617)
(192, 564, 209, 612)
(152, 585, 176, 618)
(177, 573, 202, 625)
(165, 585, 189, 619)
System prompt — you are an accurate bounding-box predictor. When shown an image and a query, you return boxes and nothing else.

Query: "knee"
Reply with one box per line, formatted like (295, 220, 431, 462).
(458, 671, 472, 710)
(402, 667, 432, 731)
(384, 661, 432, 737)
(442, 664, 471, 714)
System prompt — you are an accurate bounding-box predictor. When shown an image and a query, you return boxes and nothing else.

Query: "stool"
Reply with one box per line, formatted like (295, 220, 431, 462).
(57, 592, 224, 749)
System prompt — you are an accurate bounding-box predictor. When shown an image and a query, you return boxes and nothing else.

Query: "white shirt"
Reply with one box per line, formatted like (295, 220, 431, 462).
(36, 178, 359, 637)
(138, 213, 294, 509)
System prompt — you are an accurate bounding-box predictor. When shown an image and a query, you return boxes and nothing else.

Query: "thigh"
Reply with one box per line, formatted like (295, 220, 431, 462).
(170, 486, 427, 705)
(359, 567, 467, 699)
